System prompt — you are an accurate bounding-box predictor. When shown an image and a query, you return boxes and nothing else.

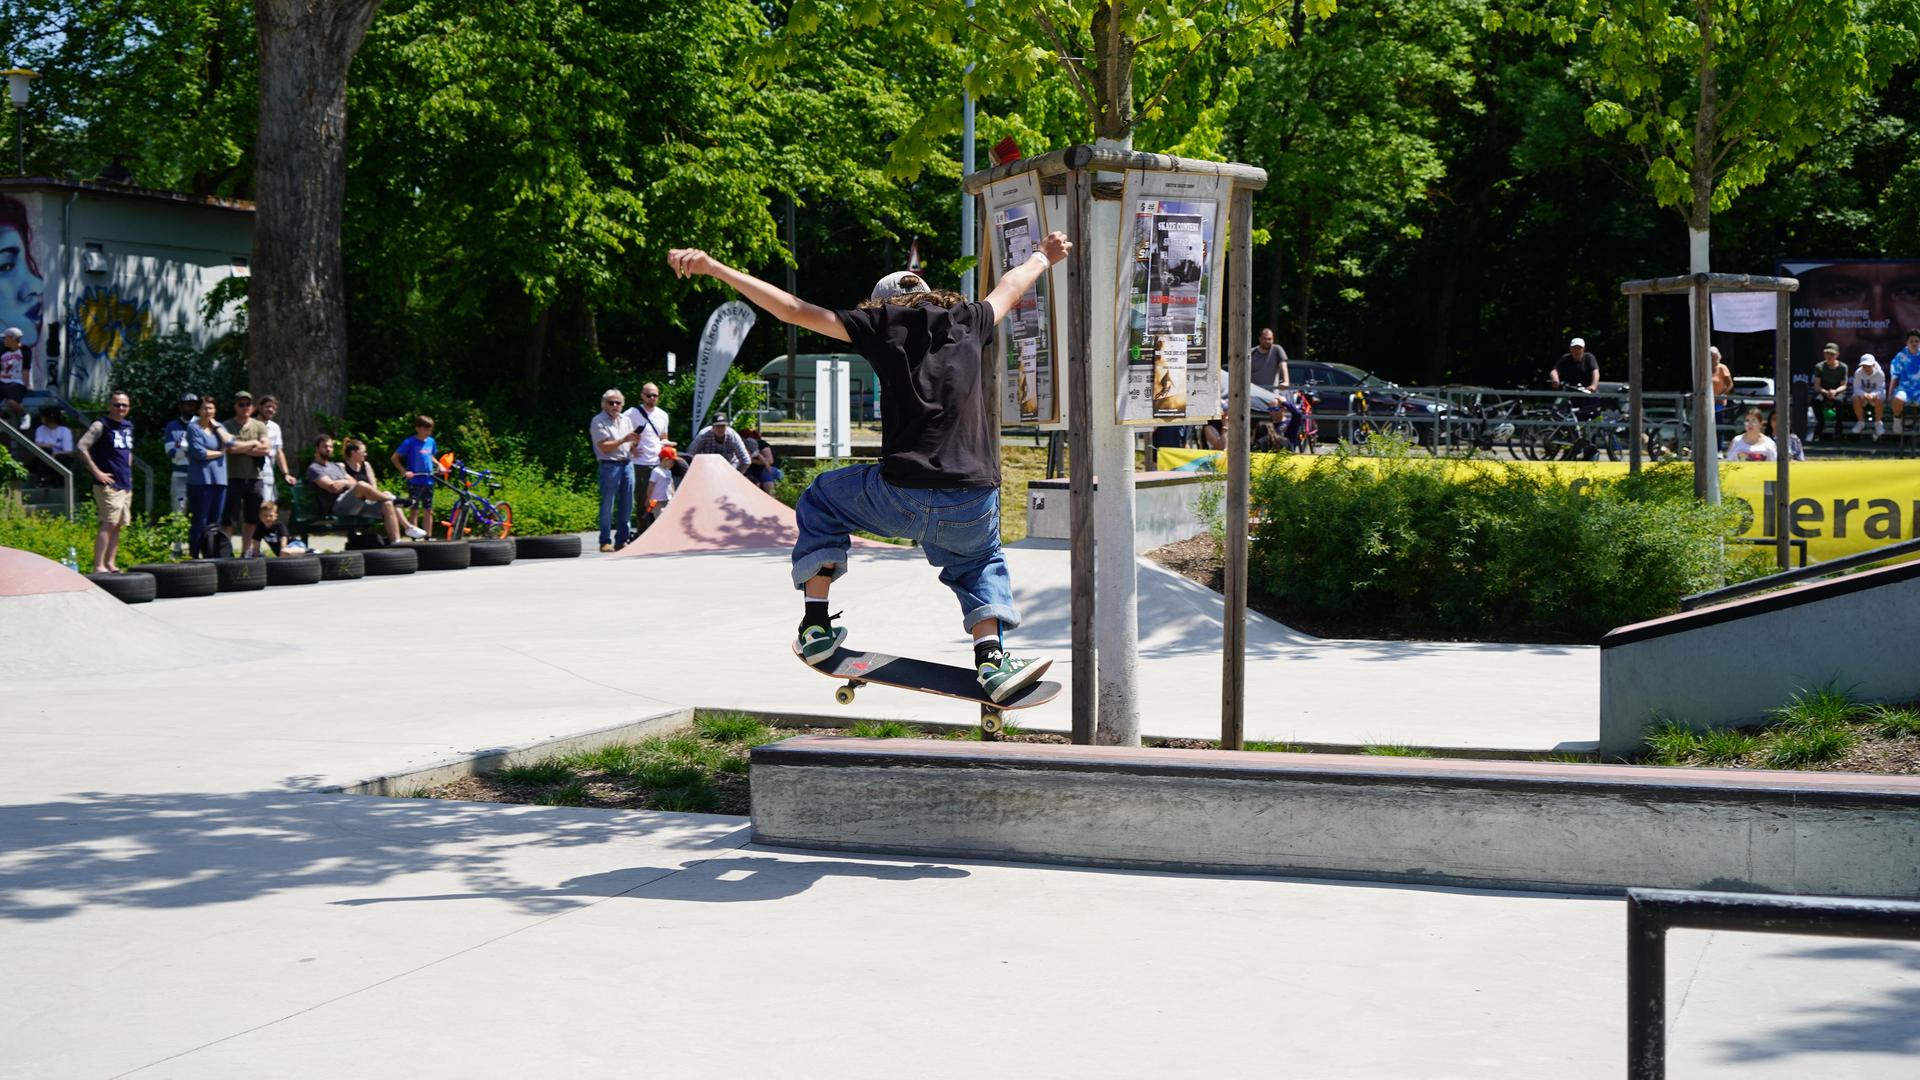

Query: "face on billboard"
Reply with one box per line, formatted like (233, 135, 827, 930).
(1790, 261, 1920, 364)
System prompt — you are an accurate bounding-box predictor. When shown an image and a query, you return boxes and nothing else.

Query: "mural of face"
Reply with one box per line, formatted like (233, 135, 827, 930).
(0, 196, 45, 349)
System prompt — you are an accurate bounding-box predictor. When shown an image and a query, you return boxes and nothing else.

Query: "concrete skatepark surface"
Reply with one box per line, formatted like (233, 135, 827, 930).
(4, 541, 1916, 1076)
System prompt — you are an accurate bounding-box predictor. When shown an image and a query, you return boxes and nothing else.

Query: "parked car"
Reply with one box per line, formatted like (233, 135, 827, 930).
(1285, 361, 1450, 444)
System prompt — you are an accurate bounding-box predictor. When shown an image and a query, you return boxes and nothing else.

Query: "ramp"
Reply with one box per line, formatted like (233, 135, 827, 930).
(613, 455, 885, 556)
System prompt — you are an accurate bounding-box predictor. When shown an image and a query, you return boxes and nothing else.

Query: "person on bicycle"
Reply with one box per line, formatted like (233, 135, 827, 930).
(1548, 337, 1600, 394)
(665, 235, 1063, 704)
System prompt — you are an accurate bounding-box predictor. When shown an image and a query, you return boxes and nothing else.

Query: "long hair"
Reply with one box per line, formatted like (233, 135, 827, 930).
(0, 195, 42, 278)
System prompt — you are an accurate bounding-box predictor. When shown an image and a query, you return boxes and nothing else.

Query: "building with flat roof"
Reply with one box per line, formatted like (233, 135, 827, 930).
(0, 177, 253, 402)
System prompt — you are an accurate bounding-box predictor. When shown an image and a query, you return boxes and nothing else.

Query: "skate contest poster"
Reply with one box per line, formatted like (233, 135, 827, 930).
(1116, 171, 1227, 425)
(984, 173, 1061, 427)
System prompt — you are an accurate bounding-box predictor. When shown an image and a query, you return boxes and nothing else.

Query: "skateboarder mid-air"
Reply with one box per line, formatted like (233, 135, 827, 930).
(666, 229, 1071, 702)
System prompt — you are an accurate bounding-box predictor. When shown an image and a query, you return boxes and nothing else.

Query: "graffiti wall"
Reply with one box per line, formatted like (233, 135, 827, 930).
(66, 284, 155, 396)
(0, 191, 52, 391)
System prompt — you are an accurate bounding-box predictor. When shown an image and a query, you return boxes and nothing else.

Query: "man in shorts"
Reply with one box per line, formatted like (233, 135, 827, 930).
(220, 391, 272, 556)
(75, 391, 135, 573)
(1886, 329, 1920, 436)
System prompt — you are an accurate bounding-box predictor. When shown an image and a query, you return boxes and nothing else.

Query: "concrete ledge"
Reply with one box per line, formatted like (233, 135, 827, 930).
(332, 707, 696, 796)
(750, 737, 1920, 898)
(1600, 559, 1920, 755)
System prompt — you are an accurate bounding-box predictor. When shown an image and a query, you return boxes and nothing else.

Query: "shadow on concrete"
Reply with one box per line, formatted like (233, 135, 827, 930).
(333, 856, 969, 909)
(0, 791, 746, 922)
(1711, 941, 1920, 1064)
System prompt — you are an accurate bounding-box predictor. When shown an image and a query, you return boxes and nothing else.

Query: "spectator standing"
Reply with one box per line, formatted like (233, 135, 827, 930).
(0, 326, 29, 428)
(1724, 408, 1777, 461)
(590, 389, 638, 551)
(305, 435, 423, 544)
(1851, 354, 1887, 436)
(1241, 326, 1302, 446)
(1549, 337, 1600, 393)
(74, 391, 134, 573)
(257, 394, 292, 506)
(184, 395, 232, 558)
(622, 382, 675, 524)
(221, 391, 271, 557)
(161, 392, 199, 516)
(1710, 347, 1733, 400)
(390, 415, 438, 534)
(1811, 343, 1849, 441)
(686, 411, 751, 471)
(1886, 330, 1920, 436)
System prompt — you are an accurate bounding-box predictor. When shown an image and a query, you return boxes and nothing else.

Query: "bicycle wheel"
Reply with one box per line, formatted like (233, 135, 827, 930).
(482, 501, 513, 539)
(446, 502, 469, 540)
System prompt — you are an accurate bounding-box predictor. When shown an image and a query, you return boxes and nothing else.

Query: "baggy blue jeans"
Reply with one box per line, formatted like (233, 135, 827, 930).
(792, 463, 1018, 632)
(597, 460, 634, 547)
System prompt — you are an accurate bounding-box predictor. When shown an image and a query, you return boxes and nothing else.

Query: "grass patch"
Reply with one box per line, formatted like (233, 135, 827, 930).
(495, 760, 574, 786)
(1245, 741, 1305, 753)
(1868, 705, 1920, 739)
(1766, 725, 1858, 769)
(696, 712, 774, 745)
(1362, 743, 1435, 758)
(1643, 719, 1704, 766)
(562, 743, 647, 774)
(1694, 727, 1762, 764)
(536, 779, 590, 806)
(849, 720, 923, 739)
(1769, 683, 1865, 730)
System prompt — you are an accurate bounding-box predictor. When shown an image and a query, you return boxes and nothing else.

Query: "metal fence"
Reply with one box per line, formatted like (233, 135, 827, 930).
(1626, 888, 1920, 1079)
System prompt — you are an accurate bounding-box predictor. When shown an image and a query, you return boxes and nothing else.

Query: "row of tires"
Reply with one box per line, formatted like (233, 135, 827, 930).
(81, 534, 584, 604)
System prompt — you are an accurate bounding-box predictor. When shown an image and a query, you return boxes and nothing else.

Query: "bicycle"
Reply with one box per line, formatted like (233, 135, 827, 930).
(437, 459, 514, 539)
(1344, 387, 1420, 449)
(1444, 390, 1522, 457)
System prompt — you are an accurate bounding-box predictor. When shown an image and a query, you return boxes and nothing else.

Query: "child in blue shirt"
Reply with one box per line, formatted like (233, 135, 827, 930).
(1888, 329, 1920, 437)
(391, 415, 438, 535)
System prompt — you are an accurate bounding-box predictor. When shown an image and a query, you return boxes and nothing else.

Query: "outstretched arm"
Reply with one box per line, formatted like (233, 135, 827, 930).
(983, 231, 1072, 327)
(667, 249, 850, 343)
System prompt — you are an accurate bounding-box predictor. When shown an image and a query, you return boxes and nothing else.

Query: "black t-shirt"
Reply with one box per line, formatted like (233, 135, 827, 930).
(1554, 351, 1599, 387)
(1815, 361, 1849, 391)
(835, 300, 999, 488)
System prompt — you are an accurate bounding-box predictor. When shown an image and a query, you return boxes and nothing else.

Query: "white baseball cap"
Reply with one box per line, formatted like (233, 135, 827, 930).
(2, 327, 20, 338)
(1569, 337, 1585, 348)
(870, 270, 931, 301)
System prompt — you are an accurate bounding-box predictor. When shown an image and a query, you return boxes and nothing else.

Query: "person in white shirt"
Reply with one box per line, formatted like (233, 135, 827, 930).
(589, 388, 639, 551)
(1724, 408, 1777, 461)
(1851, 353, 1887, 436)
(256, 394, 292, 504)
(621, 381, 676, 520)
(29, 406, 72, 481)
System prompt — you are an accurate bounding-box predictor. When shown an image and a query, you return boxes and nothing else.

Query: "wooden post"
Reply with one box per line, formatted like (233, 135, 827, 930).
(1691, 276, 1718, 501)
(977, 197, 1000, 478)
(1774, 289, 1792, 568)
(1066, 169, 1097, 745)
(1221, 187, 1253, 750)
(1628, 293, 1644, 474)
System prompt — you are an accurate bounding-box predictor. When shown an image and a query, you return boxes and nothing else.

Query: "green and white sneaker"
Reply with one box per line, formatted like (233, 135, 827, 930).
(795, 618, 848, 666)
(977, 653, 1053, 703)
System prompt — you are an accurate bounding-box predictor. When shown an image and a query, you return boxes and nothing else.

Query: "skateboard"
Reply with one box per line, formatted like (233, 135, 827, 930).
(795, 644, 1061, 739)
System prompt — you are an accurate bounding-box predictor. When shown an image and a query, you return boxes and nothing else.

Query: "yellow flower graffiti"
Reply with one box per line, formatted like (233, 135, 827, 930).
(75, 286, 154, 361)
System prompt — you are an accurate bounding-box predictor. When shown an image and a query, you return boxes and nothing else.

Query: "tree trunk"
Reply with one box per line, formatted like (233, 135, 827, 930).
(1088, 3, 1135, 140)
(1688, 0, 1719, 501)
(1265, 241, 1287, 340)
(248, 0, 383, 458)
(523, 304, 553, 401)
(1292, 215, 1314, 359)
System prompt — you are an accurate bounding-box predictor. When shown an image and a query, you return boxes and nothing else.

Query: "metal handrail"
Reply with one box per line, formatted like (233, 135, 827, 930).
(1626, 888, 1920, 1080)
(1680, 534, 1920, 610)
(0, 421, 75, 518)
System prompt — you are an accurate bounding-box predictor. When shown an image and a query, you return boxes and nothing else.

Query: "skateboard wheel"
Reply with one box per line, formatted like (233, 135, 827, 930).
(980, 710, 1005, 738)
(835, 686, 857, 706)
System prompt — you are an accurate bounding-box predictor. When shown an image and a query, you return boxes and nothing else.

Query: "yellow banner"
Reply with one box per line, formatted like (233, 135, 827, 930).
(1157, 448, 1920, 563)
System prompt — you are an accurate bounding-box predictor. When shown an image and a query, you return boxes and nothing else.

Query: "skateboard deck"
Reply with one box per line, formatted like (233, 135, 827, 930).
(796, 644, 1061, 737)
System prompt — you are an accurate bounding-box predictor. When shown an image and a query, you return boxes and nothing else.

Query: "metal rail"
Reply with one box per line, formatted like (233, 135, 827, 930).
(1681, 534, 1920, 609)
(1626, 888, 1920, 1080)
(0, 420, 75, 518)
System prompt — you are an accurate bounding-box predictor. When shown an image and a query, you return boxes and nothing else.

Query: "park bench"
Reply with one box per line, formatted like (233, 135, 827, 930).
(289, 477, 385, 547)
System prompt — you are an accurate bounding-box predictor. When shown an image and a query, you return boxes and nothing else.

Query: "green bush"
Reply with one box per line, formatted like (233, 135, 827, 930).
(0, 504, 189, 565)
(1247, 445, 1769, 641)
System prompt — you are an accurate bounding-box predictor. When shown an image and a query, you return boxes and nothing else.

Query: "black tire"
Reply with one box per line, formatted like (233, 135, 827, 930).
(319, 551, 365, 581)
(360, 546, 418, 575)
(87, 571, 156, 604)
(514, 534, 581, 559)
(130, 561, 218, 598)
(265, 554, 322, 586)
(415, 540, 471, 571)
(212, 558, 267, 592)
(469, 538, 516, 566)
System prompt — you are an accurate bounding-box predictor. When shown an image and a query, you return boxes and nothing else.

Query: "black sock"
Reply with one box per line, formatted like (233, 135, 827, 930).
(802, 600, 830, 634)
(974, 638, 1005, 668)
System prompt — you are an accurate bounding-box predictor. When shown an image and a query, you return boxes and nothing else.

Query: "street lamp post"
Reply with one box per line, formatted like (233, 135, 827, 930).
(3, 69, 38, 175)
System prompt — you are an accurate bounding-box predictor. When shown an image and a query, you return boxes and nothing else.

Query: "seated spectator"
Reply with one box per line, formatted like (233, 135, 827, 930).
(1768, 410, 1805, 462)
(1200, 413, 1227, 452)
(1724, 408, 1777, 461)
(29, 405, 72, 481)
(686, 411, 751, 471)
(1810, 342, 1849, 441)
(744, 444, 783, 493)
(305, 433, 424, 544)
(1851, 353, 1887, 436)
